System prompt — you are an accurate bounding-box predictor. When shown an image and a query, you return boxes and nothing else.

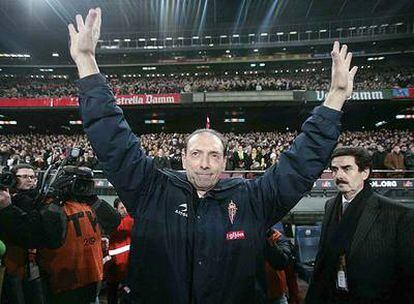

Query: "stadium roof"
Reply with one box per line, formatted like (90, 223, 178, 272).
(0, 0, 413, 56)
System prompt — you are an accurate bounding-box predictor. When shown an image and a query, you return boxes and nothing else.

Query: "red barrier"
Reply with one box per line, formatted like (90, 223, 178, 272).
(0, 93, 181, 108)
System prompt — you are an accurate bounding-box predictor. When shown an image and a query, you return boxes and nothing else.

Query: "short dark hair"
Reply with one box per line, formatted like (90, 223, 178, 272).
(113, 197, 123, 209)
(331, 146, 372, 172)
(184, 129, 228, 154)
(11, 164, 35, 176)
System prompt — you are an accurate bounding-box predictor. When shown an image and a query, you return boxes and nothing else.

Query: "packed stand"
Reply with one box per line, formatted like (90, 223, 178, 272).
(0, 129, 413, 172)
(0, 67, 413, 98)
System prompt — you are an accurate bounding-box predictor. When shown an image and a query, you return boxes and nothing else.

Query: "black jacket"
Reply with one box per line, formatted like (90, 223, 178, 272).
(306, 190, 414, 304)
(0, 191, 66, 249)
(77, 73, 342, 303)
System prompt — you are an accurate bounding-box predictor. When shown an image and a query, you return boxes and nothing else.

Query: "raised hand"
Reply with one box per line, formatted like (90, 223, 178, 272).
(0, 189, 11, 210)
(68, 8, 101, 78)
(324, 41, 358, 111)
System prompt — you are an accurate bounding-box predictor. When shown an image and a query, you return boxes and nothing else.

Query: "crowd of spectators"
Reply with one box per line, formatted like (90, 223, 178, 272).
(0, 67, 412, 98)
(1, 129, 413, 173)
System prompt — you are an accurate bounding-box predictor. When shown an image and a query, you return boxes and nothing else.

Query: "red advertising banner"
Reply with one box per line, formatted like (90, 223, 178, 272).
(392, 88, 414, 99)
(0, 93, 181, 108)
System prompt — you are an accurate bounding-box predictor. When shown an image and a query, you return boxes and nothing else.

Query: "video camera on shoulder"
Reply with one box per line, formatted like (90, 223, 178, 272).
(39, 147, 96, 202)
(0, 169, 14, 190)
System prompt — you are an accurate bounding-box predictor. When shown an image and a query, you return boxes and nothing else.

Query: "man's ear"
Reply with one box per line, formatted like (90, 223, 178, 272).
(362, 168, 370, 181)
(222, 156, 227, 171)
(181, 152, 187, 170)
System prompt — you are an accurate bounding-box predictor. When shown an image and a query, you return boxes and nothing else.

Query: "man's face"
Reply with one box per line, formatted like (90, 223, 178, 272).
(182, 132, 226, 192)
(393, 146, 400, 154)
(331, 156, 369, 198)
(116, 201, 128, 218)
(15, 168, 37, 190)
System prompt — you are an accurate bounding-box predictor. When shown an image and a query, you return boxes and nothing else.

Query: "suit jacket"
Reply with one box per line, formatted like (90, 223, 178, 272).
(306, 190, 414, 304)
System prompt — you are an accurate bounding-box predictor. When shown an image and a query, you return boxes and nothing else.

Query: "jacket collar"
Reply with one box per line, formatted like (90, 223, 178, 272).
(161, 169, 244, 197)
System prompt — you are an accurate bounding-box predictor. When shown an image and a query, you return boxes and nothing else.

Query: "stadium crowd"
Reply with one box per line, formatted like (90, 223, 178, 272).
(1, 129, 413, 172)
(0, 67, 412, 98)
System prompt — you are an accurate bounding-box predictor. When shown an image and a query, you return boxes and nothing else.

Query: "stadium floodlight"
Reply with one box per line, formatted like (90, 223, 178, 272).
(178, 37, 184, 40)
(260, 33, 268, 36)
(0, 121, 17, 125)
(166, 37, 173, 40)
(232, 34, 239, 38)
(253, 49, 259, 52)
(138, 38, 146, 42)
(220, 35, 227, 38)
(394, 22, 403, 26)
(380, 24, 389, 27)
(276, 32, 284, 35)
(348, 27, 356, 30)
(145, 120, 165, 124)
(248, 33, 255, 37)
(369, 25, 377, 28)
(150, 38, 157, 41)
(359, 26, 367, 29)
(305, 30, 313, 33)
(375, 121, 387, 127)
(289, 31, 297, 35)
(52, 53, 59, 57)
(224, 118, 245, 123)
(208, 43, 214, 47)
(124, 39, 131, 42)
(259, 63, 265, 67)
(250, 63, 256, 67)
(205, 36, 212, 39)
(225, 50, 230, 53)
(192, 36, 199, 39)
(319, 29, 327, 33)
(69, 120, 82, 125)
(113, 39, 120, 42)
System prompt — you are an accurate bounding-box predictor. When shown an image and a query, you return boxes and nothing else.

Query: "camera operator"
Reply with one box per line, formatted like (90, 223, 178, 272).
(0, 164, 66, 304)
(36, 164, 120, 304)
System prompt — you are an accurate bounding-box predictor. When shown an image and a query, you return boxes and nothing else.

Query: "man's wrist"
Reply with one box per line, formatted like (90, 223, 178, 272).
(323, 90, 348, 111)
(0, 200, 11, 210)
(75, 54, 100, 79)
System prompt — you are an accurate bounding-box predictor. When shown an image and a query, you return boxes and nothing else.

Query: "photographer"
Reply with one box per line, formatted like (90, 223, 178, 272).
(0, 164, 66, 304)
(36, 161, 120, 304)
(265, 228, 300, 304)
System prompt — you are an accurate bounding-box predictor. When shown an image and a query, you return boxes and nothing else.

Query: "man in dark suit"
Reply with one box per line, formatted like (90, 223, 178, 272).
(306, 147, 414, 304)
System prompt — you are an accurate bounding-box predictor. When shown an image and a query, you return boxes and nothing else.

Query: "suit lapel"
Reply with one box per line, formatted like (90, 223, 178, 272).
(319, 197, 337, 249)
(314, 197, 338, 269)
(349, 194, 380, 258)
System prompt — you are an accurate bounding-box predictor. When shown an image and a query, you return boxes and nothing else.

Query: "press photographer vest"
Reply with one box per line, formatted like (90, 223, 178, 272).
(38, 200, 103, 294)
